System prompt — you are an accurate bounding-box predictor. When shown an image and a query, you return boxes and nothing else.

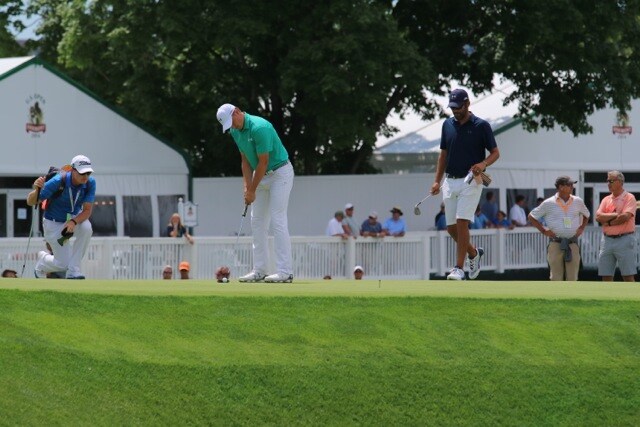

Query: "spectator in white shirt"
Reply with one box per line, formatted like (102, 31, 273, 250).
(326, 211, 349, 239)
(509, 195, 528, 227)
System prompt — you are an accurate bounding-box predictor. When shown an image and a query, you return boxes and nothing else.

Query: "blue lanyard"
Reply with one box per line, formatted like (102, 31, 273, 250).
(66, 173, 82, 213)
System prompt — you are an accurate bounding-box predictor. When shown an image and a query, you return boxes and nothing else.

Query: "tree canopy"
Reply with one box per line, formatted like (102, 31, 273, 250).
(393, 0, 640, 134)
(7, 0, 640, 176)
(0, 0, 27, 56)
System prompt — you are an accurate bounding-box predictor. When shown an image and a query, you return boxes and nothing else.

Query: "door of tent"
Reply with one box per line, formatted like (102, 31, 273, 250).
(0, 189, 37, 237)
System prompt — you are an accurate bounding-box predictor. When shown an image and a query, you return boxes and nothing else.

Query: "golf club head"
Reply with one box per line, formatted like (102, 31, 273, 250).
(413, 193, 434, 216)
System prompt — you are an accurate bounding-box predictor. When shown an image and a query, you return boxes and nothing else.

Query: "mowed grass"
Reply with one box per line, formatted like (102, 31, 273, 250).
(1, 281, 639, 425)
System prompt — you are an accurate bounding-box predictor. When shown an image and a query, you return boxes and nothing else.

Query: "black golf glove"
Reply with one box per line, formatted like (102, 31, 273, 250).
(57, 227, 74, 246)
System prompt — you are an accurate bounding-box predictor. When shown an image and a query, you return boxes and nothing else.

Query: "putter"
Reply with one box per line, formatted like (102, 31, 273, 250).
(21, 188, 40, 277)
(413, 193, 434, 216)
(233, 204, 249, 272)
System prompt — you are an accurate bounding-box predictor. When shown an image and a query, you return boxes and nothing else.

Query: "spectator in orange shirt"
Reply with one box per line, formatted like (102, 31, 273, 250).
(595, 171, 637, 282)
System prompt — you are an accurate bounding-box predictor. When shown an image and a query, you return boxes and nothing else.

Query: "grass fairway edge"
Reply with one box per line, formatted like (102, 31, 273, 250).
(1, 278, 640, 300)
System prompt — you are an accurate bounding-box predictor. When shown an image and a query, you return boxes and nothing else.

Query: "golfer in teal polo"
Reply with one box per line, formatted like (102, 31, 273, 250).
(216, 103, 294, 283)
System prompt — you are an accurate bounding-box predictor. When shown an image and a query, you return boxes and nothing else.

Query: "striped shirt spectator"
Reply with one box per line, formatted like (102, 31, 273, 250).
(530, 195, 590, 239)
(529, 176, 590, 281)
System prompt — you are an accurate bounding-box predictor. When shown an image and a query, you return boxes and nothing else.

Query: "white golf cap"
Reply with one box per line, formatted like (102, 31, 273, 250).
(345, 203, 354, 210)
(354, 265, 363, 273)
(369, 211, 378, 219)
(216, 103, 236, 133)
(71, 155, 93, 174)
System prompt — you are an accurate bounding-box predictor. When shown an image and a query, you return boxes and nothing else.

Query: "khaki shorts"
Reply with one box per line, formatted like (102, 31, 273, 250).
(597, 234, 637, 276)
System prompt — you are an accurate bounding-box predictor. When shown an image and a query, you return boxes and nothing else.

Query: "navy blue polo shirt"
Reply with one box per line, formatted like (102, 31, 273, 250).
(440, 114, 497, 177)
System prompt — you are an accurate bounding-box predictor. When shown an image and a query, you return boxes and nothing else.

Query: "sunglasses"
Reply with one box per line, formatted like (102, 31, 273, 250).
(606, 179, 618, 184)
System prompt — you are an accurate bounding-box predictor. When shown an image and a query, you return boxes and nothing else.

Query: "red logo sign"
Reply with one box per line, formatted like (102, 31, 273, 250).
(26, 94, 47, 135)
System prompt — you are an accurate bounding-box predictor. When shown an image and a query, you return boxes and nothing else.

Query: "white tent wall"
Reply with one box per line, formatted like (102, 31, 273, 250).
(193, 169, 577, 236)
(194, 174, 439, 236)
(99, 174, 188, 237)
(97, 175, 187, 196)
(0, 60, 187, 176)
(0, 57, 190, 237)
(494, 100, 639, 171)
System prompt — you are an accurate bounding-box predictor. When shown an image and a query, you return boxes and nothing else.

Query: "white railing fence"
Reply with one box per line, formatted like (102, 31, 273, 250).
(1, 227, 638, 280)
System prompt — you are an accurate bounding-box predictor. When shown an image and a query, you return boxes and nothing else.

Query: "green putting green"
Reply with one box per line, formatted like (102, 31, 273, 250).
(2, 278, 639, 300)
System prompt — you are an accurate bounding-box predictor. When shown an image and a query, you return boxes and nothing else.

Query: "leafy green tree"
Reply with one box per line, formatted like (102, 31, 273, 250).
(21, 0, 434, 176)
(10, 0, 640, 176)
(393, 0, 640, 134)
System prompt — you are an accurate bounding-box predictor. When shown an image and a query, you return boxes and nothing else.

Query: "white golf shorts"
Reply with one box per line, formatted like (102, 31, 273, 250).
(442, 177, 483, 225)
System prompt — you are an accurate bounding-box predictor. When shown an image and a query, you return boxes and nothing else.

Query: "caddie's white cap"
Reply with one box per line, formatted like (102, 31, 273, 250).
(216, 103, 236, 133)
(71, 155, 93, 174)
(369, 211, 378, 219)
(345, 203, 354, 210)
(354, 265, 364, 273)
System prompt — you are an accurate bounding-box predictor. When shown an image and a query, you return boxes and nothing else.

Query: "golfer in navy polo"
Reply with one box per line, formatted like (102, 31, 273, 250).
(27, 155, 96, 279)
(430, 89, 500, 280)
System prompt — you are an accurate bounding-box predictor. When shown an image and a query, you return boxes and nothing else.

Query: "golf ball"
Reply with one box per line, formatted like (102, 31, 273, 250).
(221, 277, 228, 283)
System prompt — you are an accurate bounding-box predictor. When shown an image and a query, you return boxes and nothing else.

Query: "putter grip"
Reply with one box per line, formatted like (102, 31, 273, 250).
(242, 204, 248, 217)
(480, 171, 492, 187)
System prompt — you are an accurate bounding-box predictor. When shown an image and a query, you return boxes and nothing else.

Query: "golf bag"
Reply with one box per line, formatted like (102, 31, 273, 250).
(41, 166, 68, 211)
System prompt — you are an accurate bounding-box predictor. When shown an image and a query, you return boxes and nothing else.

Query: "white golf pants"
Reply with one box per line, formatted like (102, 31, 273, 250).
(40, 218, 93, 277)
(251, 162, 294, 275)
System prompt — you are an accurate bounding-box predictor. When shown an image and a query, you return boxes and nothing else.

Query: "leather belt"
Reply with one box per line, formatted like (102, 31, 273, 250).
(604, 232, 635, 239)
(267, 159, 289, 174)
(445, 173, 465, 179)
(44, 216, 65, 223)
(550, 237, 578, 243)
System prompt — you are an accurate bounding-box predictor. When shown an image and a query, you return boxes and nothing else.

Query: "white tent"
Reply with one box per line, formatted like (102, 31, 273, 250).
(0, 56, 190, 237)
(373, 79, 520, 173)
(372, 80, 640, 221)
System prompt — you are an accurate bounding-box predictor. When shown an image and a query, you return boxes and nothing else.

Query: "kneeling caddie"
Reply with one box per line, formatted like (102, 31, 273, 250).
(528, 176, 590, 281)
(27, 155, 96, 279)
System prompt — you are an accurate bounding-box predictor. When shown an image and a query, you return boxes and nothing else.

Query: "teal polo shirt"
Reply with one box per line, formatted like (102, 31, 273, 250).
(230, 113, 289, 170)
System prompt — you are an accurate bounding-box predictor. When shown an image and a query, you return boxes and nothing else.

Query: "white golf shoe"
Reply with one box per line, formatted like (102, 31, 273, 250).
(238, 271, 267, 283)
(264, 273, 294, 283)
(468, 247, 484, 280)
(34, 250, 48, 279)
(446, 267, 465, 281)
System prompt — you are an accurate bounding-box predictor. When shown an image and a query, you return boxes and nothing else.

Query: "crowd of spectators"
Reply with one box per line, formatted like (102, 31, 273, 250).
(326, 203, 407, 239)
